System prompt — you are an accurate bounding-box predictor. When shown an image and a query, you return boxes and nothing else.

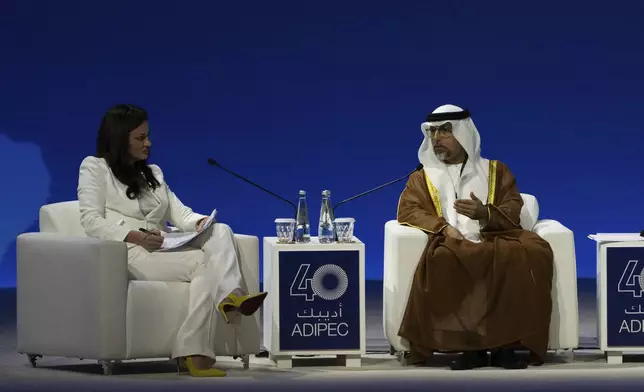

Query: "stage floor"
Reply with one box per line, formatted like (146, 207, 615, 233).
(2, 278, 644, 391)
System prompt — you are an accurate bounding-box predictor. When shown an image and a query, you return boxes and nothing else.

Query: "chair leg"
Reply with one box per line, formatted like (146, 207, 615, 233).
(397, 351, 410, 366)
(255, 350, 269, 358)
(554, 348, 575, 362)
(26, 354, 42, 368)
(98, 360, 115, 375)
(242, 354, 250, 369)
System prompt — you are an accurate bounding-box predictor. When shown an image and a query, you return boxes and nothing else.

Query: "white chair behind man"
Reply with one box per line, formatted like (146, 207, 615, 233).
(383, 193, 579, 362)
(16, 200, 261, 374)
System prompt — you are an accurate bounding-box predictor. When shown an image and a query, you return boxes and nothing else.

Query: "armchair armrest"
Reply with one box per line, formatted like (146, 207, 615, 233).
(234, 234, 259, 294)
(383, 220, 428, 351)
(231, 233, 261, 354)
(532, 219, 579, 349)
(16, 232, 129, 359)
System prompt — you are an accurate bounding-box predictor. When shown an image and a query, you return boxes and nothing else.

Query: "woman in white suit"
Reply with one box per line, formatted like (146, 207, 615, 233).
(77, 104, 267, 377)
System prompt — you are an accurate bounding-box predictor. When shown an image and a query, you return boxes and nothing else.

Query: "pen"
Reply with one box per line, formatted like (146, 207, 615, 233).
(139, 228, 154, 235)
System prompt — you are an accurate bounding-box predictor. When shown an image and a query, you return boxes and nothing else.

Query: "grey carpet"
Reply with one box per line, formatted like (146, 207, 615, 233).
(1, 278, 643, 391)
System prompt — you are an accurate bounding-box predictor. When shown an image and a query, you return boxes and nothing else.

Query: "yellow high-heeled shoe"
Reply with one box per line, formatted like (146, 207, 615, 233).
(217, 291, 268, 324)
(176, 357, 226, 377)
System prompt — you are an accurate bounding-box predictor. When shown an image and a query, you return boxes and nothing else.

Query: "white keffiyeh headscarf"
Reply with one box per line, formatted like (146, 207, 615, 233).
(418, 104, 490, 242)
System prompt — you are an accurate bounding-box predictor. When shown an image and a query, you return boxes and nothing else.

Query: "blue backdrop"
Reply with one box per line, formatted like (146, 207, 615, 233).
(1, 0, 643, 287)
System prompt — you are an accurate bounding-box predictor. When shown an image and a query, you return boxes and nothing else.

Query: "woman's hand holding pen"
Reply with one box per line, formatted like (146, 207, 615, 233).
(126, 228, 164, 252)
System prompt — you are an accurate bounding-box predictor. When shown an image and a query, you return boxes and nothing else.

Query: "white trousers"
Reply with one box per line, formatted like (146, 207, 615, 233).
(126, 223, 244, 359)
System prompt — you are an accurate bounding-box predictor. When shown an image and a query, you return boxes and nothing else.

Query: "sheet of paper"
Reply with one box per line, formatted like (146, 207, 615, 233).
(588, 233, 644, 243)
(157, 209, 217, 251)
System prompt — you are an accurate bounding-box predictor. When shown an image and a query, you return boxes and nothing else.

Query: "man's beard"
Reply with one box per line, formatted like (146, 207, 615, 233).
(435, 151, 448, 162)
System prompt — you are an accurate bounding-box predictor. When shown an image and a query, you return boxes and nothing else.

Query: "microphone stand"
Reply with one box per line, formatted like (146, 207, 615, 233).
(333, 164, 423, 214)
(207, 158, 298, 218)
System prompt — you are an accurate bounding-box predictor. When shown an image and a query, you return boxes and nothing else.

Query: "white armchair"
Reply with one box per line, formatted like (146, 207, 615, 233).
(16, 201, 261, 375)
(383, 193, 579, 360)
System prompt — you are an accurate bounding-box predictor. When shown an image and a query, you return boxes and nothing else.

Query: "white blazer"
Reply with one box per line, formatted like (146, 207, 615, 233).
(77, 156, 207, 249)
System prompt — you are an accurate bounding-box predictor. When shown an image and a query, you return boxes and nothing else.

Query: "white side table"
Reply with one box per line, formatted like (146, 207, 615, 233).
(262, 236, 366, 368)
(595, 239, 644, 364)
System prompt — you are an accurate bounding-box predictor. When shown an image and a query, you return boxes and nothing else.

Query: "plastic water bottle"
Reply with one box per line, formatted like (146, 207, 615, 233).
(318, 190, 335, 243)
(295, 190, 310, 243)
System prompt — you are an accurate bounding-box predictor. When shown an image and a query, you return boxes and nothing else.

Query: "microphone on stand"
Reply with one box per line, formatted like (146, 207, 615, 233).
(333, 164, 423, 213)
(207, 158, 297, 217)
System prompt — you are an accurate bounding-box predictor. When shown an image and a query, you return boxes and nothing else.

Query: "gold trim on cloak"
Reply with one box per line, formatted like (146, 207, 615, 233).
(423, 170, 443, 217)
(399, 162, 499, 234)
(396, 174, 447, 234)
(487, 160, 497, 205)
(397, 188, 433, 233)
(420, 160, 497, 214)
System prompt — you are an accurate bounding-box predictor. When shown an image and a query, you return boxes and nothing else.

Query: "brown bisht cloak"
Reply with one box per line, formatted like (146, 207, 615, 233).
(396, 160, 553, 364)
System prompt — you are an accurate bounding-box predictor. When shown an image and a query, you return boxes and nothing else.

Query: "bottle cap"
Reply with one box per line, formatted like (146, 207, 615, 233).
(299, 190, 306, 196)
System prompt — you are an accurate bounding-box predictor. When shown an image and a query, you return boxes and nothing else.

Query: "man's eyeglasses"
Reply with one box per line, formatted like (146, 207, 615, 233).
(428, 122, 453, 139)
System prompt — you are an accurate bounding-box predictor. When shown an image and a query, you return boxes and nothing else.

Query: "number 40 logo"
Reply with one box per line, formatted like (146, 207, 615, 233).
(617, 260, 644, 298)
(289, 263, 349, 301)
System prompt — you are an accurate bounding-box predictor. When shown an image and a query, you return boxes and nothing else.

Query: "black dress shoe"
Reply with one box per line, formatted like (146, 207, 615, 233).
(490, 348, 528, 369)
(450, 350, 489, 370)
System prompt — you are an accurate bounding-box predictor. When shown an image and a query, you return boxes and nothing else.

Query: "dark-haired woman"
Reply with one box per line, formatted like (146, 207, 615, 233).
(77, 104, 266, 377)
